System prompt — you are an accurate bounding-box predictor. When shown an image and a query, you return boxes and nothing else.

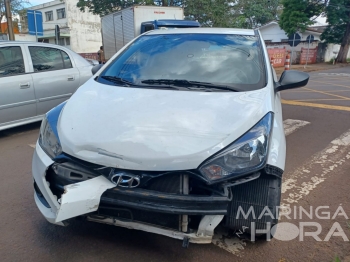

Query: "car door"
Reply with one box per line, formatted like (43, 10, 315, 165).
(28, 45, 80, 115)
(0, 45, 36, 127)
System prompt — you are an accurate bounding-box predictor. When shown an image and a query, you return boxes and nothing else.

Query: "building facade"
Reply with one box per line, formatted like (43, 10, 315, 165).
(259, 21, 350, 63)
(19, 0, 102, 53)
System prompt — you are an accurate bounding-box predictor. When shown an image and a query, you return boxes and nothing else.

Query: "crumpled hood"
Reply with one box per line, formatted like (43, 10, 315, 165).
(58, 80, 274, 170)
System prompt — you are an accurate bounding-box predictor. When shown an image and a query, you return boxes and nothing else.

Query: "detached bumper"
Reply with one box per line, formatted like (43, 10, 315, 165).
(32, 143, 227, 243)
(32, 141, 64, 226)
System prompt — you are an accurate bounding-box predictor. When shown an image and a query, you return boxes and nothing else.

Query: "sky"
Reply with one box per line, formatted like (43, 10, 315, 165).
(27, 0, 54, 7)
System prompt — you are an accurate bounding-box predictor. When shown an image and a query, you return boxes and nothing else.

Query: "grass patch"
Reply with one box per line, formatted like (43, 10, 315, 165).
(346, 220, 350, 229)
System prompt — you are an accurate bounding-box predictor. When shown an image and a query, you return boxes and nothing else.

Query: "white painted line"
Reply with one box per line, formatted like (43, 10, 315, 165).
(283, 119, 310, 136)
(28, 144, 36, 148)
(281, 129, 350, 208)
(318, 73, 350, 77)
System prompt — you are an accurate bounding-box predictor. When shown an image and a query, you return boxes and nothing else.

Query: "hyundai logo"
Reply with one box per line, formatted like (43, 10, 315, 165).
(110, 172, 141, 188)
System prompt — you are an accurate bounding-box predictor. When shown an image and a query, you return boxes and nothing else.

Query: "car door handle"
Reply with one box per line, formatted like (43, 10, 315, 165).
(67, 76, 75, 81)
(20, 83, 31, 89)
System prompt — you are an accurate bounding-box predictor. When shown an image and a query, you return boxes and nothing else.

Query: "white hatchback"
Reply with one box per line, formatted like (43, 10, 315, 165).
(32, 28, 309, 246)
(0, 41, 92, 131)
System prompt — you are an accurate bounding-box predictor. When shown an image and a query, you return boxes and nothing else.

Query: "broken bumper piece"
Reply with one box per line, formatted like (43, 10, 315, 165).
(32, 143, 228, 243)
(87, 215, 224, 244)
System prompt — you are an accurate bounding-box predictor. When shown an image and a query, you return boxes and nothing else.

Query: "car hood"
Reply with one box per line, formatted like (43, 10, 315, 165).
(58, 80, 274, 171)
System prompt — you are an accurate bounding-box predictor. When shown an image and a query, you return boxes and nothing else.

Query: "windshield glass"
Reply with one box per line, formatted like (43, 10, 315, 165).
(98, 33, 266, 91)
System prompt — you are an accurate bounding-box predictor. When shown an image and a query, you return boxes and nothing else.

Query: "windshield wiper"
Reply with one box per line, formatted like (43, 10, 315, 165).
(100, 76, 188, 90)
(141, 79, 239, 92)
(100, 76, 137, 87)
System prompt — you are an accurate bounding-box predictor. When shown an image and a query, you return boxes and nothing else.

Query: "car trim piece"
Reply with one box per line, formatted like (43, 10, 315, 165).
(0, 99, 37, 110)
(0, 115, 44, 131)
(38, 93, 72, 102)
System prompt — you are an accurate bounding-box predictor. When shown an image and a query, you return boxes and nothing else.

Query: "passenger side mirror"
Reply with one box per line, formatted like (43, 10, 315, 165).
(91, 64, 103, 75)
(275, 70, 309, 92)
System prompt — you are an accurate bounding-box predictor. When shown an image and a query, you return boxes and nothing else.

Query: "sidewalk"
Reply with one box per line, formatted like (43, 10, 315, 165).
(274, 62, 350, 77)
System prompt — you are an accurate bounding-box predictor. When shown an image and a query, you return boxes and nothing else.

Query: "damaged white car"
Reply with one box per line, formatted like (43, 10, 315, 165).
(32, 28, 309, 246)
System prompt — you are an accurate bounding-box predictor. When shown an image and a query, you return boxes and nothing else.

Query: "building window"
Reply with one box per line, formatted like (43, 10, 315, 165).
(58, 38, 65, 46)
(57, 8, 66, 19)
(65, 37, 70, 46)
(45, 11, 53, 21)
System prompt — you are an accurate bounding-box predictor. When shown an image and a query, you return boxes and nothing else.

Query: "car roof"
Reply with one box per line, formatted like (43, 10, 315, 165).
(0, 41, 67, 48)
(145, 27, 256, 36)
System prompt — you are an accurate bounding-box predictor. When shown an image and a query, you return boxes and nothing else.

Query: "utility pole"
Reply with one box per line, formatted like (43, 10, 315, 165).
(4, 0, 15, 40)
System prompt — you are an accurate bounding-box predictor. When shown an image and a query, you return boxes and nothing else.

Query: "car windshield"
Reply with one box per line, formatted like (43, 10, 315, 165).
(98, 33, 266, 91)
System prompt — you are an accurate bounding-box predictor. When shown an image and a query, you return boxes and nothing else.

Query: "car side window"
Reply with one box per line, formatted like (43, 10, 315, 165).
(28, 46, 73, 72)
(0, 46, 25, 78)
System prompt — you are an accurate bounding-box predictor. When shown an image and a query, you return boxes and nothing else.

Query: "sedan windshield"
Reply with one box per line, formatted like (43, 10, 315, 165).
(98, 33, 266, 91)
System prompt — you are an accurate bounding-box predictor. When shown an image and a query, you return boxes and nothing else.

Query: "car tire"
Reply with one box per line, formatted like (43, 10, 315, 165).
(225, 174, 282, 241)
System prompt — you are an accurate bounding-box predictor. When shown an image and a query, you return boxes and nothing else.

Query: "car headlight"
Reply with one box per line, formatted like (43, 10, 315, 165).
(39, 116, 62, 159)
(199, 112, 273, 183)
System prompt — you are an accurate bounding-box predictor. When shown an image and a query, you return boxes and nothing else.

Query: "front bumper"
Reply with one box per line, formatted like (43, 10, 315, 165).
(32, 142, 229, 243)
(32, 141, 64, 226)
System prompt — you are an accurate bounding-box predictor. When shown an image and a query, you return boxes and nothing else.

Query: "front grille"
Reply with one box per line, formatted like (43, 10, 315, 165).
(225, 175, 280, 231)
(145, 174, 181, 193)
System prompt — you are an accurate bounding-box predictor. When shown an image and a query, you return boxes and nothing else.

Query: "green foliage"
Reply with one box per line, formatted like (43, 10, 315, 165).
(184, 0, 235, 27)
(76, 0, 154, 16)
(279, 0, 325, 36)
(76, 0, 281, 29)
(334, 255, 341, 262)
(234, 0, 282, 28)
(321, 0, 350, 44)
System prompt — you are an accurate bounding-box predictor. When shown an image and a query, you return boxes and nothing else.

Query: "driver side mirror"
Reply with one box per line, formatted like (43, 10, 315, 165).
(91, 64, 103, 75)
(275, 70, 309, 92)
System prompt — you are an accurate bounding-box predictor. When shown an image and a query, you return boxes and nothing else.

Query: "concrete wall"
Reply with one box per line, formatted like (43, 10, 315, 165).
(14, 34, 36, 41)
(266, 42, 319, 64)
(66, 0, 102, 53)
(324, 44, 350, 62)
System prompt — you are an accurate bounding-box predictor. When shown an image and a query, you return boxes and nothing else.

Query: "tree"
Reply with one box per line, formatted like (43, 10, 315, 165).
(279, 0, 325, 35)
(0, 0, 29, 33)
(321, 0, 350, 63)
(233, 0, 282, 29)
(76, 0, 154, 16)
(184, 0, 235, 27)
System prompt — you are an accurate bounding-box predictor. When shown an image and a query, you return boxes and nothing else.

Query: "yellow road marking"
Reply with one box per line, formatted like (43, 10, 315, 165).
(293, 98, 347, 101)
(282, 99, 350, 112)
(302, 87, 350, 100)
(284, 89, 350, 93)
(309, 80, 350, 89)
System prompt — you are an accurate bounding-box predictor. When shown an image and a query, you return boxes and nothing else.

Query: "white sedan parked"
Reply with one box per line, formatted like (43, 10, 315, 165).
(0, 42, 92, 131)
(32, 28, 309, 246)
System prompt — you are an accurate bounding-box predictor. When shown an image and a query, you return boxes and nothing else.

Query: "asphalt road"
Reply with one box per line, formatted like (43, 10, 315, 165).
(1, 67, 350, 262)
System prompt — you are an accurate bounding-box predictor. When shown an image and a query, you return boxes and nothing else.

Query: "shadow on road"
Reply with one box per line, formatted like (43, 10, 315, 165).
(0, 122, 41, 139)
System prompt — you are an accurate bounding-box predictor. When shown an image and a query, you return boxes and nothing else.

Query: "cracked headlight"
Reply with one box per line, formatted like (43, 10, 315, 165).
(199, 112, 273, 183)
(39, 116, 62, 159)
